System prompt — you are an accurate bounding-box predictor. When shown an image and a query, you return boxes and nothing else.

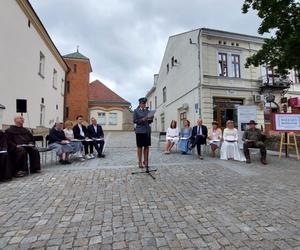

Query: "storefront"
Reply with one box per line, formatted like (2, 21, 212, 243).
(213, 97, 244, 128)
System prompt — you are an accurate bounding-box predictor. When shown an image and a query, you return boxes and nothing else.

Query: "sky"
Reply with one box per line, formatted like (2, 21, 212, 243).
(30, 0, 262, 108)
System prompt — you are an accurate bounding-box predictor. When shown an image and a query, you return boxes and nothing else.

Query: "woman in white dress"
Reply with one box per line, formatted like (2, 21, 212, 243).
(207, 121, 222, 157)
(164, 120, 179, 154)
(220, 120, 246, 161)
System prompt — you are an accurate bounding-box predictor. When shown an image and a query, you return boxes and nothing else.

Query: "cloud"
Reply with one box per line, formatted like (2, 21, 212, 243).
(30, 0, 261, 108)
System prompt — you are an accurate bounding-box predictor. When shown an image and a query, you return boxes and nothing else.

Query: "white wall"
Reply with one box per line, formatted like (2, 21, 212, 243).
(152, 30, 201, 131)
(90, 108, 123, 131)
(0, 0, 66, 128)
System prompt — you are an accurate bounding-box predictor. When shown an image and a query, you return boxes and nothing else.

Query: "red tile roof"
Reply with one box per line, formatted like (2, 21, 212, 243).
(89, 80, 130, 105)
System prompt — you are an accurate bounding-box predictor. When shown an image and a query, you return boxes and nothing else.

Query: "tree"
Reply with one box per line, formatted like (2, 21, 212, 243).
(242, 0, 300, 75)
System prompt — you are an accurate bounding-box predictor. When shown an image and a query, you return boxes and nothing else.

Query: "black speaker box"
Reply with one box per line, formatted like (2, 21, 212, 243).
(16, 99, 27, 113)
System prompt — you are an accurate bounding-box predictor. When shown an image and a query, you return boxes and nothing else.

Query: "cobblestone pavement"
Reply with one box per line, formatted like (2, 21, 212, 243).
(0, 131, 299, 250)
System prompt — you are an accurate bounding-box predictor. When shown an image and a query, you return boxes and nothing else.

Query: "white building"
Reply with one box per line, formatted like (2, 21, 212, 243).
(147, 28, 300, 132)
(0, 0, 68, 129)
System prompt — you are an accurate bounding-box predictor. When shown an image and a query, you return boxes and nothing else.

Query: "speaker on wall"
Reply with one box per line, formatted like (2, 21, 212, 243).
(16, 99, 27, 113)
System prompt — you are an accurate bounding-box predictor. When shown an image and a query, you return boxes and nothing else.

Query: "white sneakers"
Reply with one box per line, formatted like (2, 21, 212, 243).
(85, 154, 95, 160)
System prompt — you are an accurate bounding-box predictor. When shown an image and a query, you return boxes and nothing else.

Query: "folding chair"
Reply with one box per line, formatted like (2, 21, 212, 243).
(33, 135, 53, 167)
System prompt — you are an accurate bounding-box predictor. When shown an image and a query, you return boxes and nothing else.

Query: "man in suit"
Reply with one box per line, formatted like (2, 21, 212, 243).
(73, 115, 95, 159)
(190, 118, 208, 159)
(87, 117, 105, 158)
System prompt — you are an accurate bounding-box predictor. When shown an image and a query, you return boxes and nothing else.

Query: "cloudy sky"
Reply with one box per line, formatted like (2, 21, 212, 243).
(30, 0, 261, 108)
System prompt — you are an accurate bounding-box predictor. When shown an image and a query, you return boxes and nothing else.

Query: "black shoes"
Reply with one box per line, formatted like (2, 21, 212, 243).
(59, 159, 71, 165)
(97, 154, 105, 158)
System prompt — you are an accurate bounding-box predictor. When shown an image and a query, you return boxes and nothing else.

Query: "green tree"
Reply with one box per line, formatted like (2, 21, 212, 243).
(242, 0, 300, 75)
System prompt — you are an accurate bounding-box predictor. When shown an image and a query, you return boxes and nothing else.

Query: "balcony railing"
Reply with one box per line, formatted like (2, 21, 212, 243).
(260, 74, 293, 89)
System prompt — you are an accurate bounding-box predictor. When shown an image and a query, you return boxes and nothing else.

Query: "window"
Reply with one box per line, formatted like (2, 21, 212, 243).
(231, 54, 241, 78)
(180, 112, 187, 128)
(167, 64, 169, 73)
(171, 57, 174, 67)
(108, 112, 117, 125)
(38, 52, 45, 77)
(155, 96, 157, 109)
(61, 78, 65, 95)
(163, 87, 166, 103)
(218, 53, 228, 76)
(40, 104, 45, 126)
(28, 19, 31, 28)
(98, 112, 106, 125)
(65, 107, 69, 119)
(56, 104, 58, 110)
(149, 101, 152, 110)
(160, 114, 165, 132)
(52, 69, 57, 89)
(73, 64, 77, 73)
(295, 69, 299, 84)
(66, 81, 70, 93)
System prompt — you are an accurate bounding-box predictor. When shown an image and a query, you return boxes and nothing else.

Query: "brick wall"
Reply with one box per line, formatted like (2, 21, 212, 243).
(64, 58, 90, 122)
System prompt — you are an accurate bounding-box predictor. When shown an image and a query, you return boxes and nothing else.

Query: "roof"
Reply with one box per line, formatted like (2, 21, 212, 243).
(63, 51, 89, 60)
(89, 80, 131, 106)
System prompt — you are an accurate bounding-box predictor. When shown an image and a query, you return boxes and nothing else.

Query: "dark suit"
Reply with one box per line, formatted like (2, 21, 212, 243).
(73, 124, 93, 155)
(87, 124, 105, 155)
(191, 125, 208, 156)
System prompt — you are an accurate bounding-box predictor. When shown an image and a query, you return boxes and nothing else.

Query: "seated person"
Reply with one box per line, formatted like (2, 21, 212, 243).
(178, 120, 192, 154)
(0, 130, 13, 181)
(220, 120, 245, 162)
(87, 117, 105, 158)
(48, 122, 73, 164)
(63, 120, 84, 161)
(5, 115, 41, 175)
(73, 115, 95, 159)
(164, 120, 179, 154)
(243, 120, 267, 165)
(207, 121, 222, 157)
(190, 118, 208, 160)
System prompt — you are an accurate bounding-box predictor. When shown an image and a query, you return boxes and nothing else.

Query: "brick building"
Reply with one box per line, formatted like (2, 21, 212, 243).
(64, 50, 92, 122)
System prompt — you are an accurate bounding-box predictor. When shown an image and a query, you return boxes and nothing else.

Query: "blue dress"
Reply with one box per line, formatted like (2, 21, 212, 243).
(178, 128, 192, 154)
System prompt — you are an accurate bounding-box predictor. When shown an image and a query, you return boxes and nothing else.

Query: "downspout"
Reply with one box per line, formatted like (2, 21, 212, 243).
(197, 28, 204, 118)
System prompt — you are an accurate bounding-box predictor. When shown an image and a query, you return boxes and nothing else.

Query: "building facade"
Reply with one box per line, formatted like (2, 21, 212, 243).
(147, 28, 300, 132)
(64, 51, 92, 122)
(0, 0, 68, 129)
(89, 80, 132, 131)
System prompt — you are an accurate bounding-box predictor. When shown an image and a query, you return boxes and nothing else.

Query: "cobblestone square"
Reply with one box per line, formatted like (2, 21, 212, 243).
(0, 132, 299, 249)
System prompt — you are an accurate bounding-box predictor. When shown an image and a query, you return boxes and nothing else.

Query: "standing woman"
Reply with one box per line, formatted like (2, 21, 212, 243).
(133, 97, 153, 168)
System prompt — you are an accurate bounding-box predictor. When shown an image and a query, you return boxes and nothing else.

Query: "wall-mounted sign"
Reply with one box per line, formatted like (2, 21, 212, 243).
(237, 105, 257, 131)
(272, 113, 300, 132)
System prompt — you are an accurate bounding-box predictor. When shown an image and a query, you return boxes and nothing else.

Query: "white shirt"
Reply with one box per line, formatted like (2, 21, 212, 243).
(78, 124, 85, 137)
(197, 126, 202, 135)
(93, 124, 97, 134)
(63, 128, 74, 140)
(166, 128, 179, 138)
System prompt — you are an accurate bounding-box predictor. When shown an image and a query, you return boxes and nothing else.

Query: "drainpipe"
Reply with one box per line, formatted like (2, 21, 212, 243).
(198, 28, 204, 118)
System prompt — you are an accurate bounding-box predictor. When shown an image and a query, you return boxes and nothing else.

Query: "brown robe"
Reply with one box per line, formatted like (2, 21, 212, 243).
(5, 125, 41, 173)
(0, 130, 13, 180)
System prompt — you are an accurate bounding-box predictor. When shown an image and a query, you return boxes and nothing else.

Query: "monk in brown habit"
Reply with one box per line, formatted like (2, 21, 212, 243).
(5, 115, 41, 175)
(0, 130, 13, 181)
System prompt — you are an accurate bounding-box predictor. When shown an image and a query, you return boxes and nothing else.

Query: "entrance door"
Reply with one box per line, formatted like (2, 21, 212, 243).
(213, 97, 243, 129)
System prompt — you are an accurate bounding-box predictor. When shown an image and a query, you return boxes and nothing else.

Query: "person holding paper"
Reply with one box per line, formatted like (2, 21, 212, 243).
(165, 120, 180, 154)
(73, 115, 95, 159)
(178, 120, 192, 154)
(63, 120, 84, 161)
(133, 97, 153, 168)
(0, 130, 13, 181)
(87, 117, 105, 158)
(220, 120, 245, 162)
(5, 115, 41, 174)
(207, 121, 222, 157)
(243, 120, 267, 165)
(49, 122, 73, 164)
(190, 118, 208, 159)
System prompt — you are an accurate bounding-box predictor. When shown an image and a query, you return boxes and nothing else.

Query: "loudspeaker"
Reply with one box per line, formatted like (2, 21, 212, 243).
(16, 99, 27, 113)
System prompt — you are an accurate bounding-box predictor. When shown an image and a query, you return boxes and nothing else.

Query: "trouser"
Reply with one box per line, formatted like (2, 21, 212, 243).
(93, 140, 105, 155)
(82, 141, 94, 155)
(191, 135, 205, 156)
(10, 147, 41, 173)
(0, 153, 13, 180)
(243, 141, 266, 160)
